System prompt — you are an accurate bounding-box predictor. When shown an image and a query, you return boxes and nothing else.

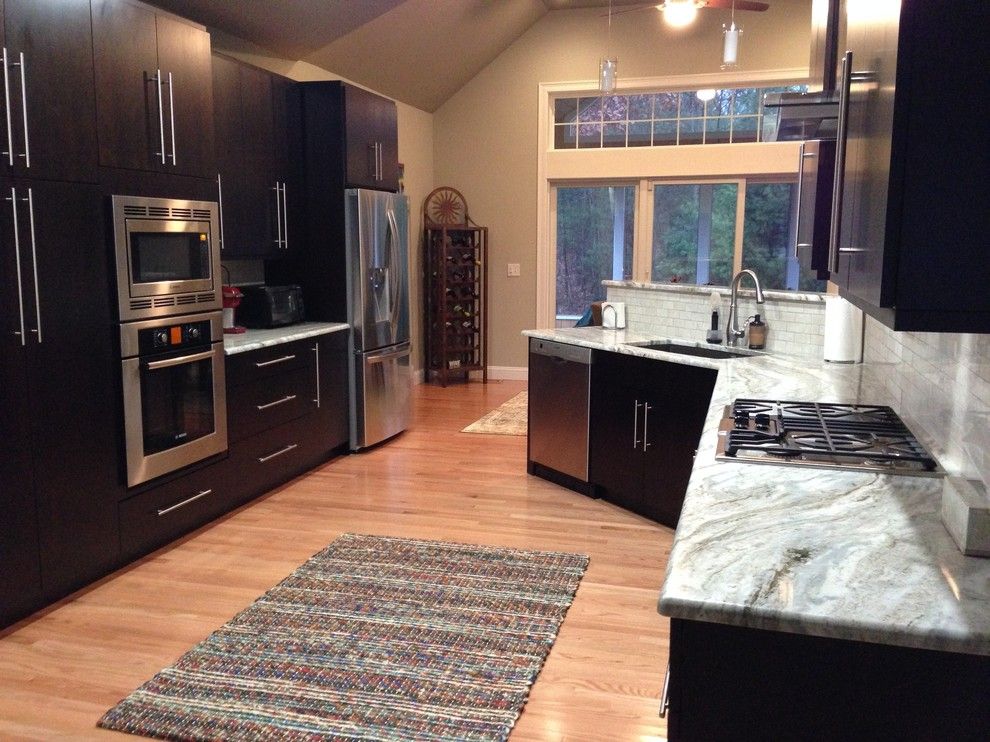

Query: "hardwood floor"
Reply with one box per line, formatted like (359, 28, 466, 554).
(0, 380, 673, 741)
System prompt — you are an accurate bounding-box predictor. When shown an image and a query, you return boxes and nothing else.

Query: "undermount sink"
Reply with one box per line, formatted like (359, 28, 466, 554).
(626, 341, 756, 360)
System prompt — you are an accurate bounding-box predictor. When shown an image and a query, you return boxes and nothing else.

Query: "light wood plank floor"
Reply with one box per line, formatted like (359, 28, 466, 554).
(0, 380, 672, 741)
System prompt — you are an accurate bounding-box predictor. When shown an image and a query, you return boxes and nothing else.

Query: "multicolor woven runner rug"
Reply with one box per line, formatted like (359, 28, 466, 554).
(99, 533, 588, 741)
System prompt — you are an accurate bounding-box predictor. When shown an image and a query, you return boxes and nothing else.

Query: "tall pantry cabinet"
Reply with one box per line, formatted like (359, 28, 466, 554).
(0, 1, 120, 625)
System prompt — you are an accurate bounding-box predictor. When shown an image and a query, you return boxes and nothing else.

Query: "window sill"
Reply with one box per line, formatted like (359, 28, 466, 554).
(603, 280, 826, 305)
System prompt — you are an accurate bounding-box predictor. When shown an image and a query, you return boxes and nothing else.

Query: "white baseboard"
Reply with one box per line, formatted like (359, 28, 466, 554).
(488, 366, 528, 381)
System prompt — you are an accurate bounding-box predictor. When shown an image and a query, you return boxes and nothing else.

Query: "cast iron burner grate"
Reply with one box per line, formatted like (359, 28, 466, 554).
(720, 398, 938, 473)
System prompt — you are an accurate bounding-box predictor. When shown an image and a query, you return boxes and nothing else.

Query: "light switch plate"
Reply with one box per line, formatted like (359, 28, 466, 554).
(507, 263, 521, 277)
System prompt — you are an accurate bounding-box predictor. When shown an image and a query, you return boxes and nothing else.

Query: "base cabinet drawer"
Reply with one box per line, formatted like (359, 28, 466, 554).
(227, 367, 317, 442)
(119, 462, 232, 560)
(227, 414, 330, 503)
(226, 339, 315, 388)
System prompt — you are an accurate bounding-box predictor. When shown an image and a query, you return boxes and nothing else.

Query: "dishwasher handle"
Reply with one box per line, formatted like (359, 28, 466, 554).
(530, 339, 593, 365)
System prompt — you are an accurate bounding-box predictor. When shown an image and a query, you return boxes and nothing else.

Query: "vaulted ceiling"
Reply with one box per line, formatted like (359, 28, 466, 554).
(149, 1, 791, 112)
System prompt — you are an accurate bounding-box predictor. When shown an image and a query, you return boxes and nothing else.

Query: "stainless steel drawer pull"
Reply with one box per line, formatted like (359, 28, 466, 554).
(11, 52, 29, 166)
(633, 400, 641, 449)
(24, 189, 40, 342)
(167, 71, 176, 165)
(273, 182, 283, 246)
(659, 662, 671, 718)
(255, 354, 296, 368)
(256, 394, 296, 411)
(258, 443, 298, 463)
(642, 403, 653, 451)
(157, 488, 212, 516)
(217, 173, 226, 250)
(838, 247, 867, 253)
(153, 69, 166, 164)
(7, 187, 26, 345)
(2, 48, 13, 166)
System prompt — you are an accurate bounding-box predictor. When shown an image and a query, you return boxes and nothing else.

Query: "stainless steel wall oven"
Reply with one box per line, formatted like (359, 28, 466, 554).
(120, 311, 227, 487)
(112, 195, 222, 321)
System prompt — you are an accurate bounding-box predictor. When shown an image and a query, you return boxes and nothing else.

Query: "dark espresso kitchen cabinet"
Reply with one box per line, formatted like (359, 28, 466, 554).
(0, 0, 98, 183)
(666, 618, 990, 741)
(92, 0, 214, 178)
(213, 53, 300, 258)
(299, 81, 398, 194)
(0, 180, 120, 624)
(590, 351, 716, 527)
(830, 2, 989, 332)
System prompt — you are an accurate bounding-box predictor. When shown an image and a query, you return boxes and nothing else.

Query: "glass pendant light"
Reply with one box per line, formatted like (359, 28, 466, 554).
(599, 0, 617, 95)
(722, 1, 741, 68)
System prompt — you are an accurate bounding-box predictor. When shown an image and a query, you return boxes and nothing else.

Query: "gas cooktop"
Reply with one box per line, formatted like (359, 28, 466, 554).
(715, 398, 942, 476)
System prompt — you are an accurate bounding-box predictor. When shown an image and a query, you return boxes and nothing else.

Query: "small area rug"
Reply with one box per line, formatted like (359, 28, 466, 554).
(461, 391, 528, 436)
(99, 533, 588, 741)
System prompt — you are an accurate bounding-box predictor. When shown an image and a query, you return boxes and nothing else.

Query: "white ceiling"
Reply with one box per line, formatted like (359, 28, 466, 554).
(150, 0, 786, 112)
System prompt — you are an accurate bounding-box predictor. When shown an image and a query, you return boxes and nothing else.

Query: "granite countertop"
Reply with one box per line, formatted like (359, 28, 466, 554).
(523, 327, 990, 657)
(224, 322, 349, 355)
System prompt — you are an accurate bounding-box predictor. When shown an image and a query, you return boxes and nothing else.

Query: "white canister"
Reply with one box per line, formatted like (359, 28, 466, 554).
(601, 301, 626, 329)
(823, 296, 863, 363)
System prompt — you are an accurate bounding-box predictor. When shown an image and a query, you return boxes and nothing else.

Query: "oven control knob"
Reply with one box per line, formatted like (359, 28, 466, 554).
(154, 330, 169, 347)
(187, 326, 201, 341)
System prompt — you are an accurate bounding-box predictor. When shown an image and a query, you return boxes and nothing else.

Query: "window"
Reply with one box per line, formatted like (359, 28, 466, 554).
(555, 185, 635, 324)
(652, 184, 736, 285)
(742, 182, 823, 291)
(553, 85, 807, 150)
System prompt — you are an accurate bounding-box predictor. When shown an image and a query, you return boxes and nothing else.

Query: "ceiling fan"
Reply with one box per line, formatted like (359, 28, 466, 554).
(609, 1, 770, 28)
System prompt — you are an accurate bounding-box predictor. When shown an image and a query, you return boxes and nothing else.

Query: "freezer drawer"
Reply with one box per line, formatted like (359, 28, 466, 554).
(352, 342, 411, 449)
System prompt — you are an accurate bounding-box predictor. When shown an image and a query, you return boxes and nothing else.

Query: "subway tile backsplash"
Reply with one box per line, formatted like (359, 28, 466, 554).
(864, 318, 990, 484)
(605, 282, 826, 360)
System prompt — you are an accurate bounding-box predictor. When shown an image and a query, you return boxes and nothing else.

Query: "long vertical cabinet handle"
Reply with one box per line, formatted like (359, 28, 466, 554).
(793, 141, 809, 258)
(6, 187, 26, 344)
(153, 69, 166, 164)
(16, 52, 29, 167)
(633, 400, 641, 449)
(273, 182, 283, 247)
(828, 51, 853, 275)
(2, 48, 15, 166)
(167, 71, 177, 166)
(216, 173, 225, 251)
(24, 188, 40, 342)
(312, 343, 320, 407)
(281, 182, 288, 250)
(642, 403, 652, 451)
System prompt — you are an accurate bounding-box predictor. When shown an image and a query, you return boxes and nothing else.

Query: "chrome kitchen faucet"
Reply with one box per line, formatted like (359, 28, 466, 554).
(726, 269, 765, 346)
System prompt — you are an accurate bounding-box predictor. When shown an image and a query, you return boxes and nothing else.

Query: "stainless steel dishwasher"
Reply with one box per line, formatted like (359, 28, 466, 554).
(527, 338, 593, 491)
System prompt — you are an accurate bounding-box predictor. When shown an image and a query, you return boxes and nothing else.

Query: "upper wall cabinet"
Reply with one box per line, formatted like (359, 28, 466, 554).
(343, 83, 399, 191)
(92, 0, 215, 179)
(0, 0, 98, 183)
(301, 81, 399, 193)
(213, 53, 300, 258)
(830, 1, 989, 333)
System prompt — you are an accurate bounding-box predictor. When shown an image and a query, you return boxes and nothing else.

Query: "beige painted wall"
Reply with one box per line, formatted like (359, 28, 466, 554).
(433, 2, 813, 368)
(215, 44, 435, 374)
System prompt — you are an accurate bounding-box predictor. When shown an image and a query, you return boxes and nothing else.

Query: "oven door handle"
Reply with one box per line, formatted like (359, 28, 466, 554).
(145, 348, 214, 371)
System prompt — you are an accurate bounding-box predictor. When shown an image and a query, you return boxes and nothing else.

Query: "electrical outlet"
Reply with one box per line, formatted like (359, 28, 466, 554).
(507, 263, 521, 277)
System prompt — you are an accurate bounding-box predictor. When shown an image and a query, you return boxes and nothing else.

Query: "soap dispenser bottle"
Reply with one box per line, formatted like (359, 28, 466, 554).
(747, 314, 767, 350)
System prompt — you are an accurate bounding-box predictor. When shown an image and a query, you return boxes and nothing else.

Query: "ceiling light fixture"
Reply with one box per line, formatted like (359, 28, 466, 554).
(600, 0, 618, 95)
(660, 0, 701, 29)
(722, 0, 741, 68)
(696, 88, 716, 102)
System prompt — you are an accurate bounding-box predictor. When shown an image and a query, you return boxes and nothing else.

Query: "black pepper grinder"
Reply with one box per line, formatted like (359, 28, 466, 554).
(747, 314, 767, 350)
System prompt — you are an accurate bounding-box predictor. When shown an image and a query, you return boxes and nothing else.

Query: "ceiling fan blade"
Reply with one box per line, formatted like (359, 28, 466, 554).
(703, 0, 770, 10)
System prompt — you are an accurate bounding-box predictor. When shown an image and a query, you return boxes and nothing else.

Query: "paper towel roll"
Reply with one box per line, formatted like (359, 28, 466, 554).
(823, 296, 863, 363)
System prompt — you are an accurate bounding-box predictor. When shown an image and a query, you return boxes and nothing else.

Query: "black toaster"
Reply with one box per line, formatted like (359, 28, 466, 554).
(237, 285, 305, 328)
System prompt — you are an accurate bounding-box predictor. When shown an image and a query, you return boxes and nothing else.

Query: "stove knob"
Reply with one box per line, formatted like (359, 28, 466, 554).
(187, 326, 201, 341)
(154, 329, 169, 347)
(755, 413, 771, 429)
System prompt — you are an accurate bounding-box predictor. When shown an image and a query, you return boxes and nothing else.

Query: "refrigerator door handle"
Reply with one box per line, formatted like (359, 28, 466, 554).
(385, 206, 401, 336)
(365, 341, 411, 364)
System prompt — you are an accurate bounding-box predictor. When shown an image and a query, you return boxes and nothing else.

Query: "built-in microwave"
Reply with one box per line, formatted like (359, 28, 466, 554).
(112, 195, 222, 321)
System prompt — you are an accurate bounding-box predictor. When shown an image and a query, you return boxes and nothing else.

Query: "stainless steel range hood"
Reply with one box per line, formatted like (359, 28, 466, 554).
(761, 91, 838, 142)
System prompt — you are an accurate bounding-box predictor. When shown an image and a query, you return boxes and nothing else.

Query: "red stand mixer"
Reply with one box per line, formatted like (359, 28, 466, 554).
(221, 266, 246, 334)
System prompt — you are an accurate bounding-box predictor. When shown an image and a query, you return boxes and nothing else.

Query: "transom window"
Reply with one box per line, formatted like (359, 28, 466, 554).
(553, 85, 807, 149)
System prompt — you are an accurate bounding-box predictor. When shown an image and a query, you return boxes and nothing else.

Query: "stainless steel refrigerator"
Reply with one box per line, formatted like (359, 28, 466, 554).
(345, 189, 411, 450)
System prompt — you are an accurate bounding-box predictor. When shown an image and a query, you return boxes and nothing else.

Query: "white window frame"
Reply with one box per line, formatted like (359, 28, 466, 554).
(537, 68, 808, 330)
